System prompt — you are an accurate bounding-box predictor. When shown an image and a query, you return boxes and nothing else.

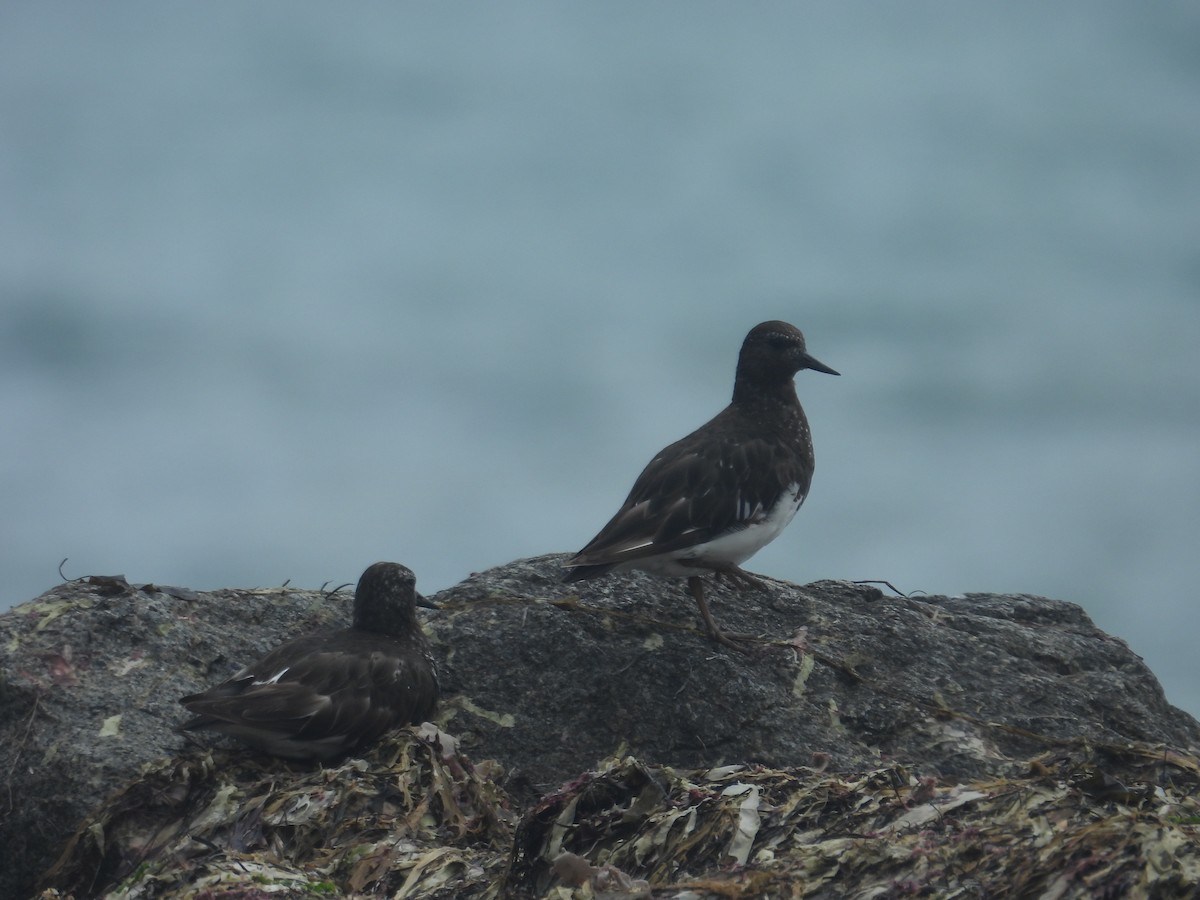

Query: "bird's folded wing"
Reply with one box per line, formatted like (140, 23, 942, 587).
(570, 435, 806, 566)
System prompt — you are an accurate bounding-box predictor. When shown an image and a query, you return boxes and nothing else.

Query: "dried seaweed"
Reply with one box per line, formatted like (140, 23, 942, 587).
(39, 725, 514, 899)
(29, 726, 1200, 899)
(507, 743, 1200, 899)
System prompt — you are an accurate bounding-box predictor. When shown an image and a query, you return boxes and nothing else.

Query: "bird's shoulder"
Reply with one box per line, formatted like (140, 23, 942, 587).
(624, 408, 810, 509)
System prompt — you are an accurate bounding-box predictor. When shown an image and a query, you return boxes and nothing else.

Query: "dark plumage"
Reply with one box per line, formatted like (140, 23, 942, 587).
(178, 561, 439, 761)
(564, 321, 839, 648)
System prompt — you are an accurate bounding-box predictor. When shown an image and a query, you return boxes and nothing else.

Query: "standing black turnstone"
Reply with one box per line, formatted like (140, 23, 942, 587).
(178, 561, 439, 761)
(563, 321, 839, 649)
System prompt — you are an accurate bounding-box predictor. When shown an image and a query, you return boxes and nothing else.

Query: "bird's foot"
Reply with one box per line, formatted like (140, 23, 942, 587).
(705, 623, 757, 654)
(712, 565, 767, 592)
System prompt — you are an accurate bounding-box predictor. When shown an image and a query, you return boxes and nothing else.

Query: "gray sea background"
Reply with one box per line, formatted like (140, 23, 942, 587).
(2, 2, 1197, 717)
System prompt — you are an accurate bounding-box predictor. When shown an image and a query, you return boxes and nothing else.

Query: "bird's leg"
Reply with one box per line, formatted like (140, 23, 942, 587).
(687, 576, 753, 653)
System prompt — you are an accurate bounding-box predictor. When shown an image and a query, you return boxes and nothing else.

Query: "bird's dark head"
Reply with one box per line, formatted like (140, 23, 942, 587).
(736, 321, 839, 390)
(353, 561, 423, 634)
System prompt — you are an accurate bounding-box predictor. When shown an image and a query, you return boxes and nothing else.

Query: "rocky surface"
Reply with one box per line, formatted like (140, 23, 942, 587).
(431, 556, 1199, 795)
(0, 573, 352, 900)
(3, 554, 1199, 898)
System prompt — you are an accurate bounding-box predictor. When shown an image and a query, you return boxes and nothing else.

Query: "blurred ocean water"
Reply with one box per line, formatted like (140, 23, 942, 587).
(1, 2, 1197, 715)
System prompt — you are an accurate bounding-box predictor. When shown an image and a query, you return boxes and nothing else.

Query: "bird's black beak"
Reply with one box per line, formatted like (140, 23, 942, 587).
(802, 353, 840, 376)
(416, 592, 440, 610)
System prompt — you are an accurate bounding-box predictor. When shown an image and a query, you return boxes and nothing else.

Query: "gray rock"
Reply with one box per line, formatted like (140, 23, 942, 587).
(2, 555, 1197, 898)
(429, 555, 1199, 795)
(0, 573, 353, 900)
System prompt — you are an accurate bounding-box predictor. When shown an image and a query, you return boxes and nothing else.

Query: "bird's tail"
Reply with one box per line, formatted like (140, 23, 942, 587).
(561, 562, 616, 584)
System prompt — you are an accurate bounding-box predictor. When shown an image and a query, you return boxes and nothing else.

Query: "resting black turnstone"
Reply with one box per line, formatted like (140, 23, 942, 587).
(563, 321, 839, 649)
(178, 561, 439, 761)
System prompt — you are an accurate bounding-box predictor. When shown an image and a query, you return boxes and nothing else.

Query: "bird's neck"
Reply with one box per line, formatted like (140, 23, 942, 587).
(731, 371, 801, 412)
(354, 610, 417, 637)
(728, 374, 810, 449)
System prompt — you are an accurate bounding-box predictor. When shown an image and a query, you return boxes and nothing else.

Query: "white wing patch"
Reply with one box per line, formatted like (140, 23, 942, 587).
(736, 492, 766, 523)
(253, 667, 290, 686)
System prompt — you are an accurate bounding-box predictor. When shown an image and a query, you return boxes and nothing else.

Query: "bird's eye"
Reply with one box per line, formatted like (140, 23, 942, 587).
(767, 334, 793, 350)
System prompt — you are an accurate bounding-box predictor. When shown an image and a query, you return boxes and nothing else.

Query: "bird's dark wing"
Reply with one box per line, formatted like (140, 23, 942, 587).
(566, 429, 811, 569)
(179, 633, 438, 753)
